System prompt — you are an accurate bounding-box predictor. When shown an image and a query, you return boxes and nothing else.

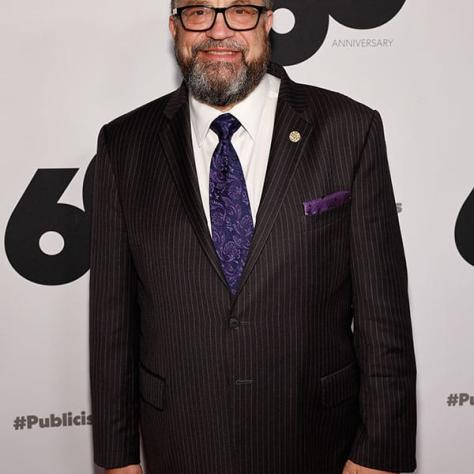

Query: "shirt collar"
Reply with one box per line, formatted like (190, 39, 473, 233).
(189, 73, 272, 147)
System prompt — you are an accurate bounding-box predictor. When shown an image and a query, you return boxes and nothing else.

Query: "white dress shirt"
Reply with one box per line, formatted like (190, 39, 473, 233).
(189, 73, 281, 235)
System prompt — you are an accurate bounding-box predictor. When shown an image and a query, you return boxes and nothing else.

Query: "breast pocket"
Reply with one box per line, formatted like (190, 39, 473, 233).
(299, 200, 351, 232)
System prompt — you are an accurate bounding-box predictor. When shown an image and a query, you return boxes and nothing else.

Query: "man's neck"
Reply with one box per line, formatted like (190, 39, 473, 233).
(209, 102, 235, 112)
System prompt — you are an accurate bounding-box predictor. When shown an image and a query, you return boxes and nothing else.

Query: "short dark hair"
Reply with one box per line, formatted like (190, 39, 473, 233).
(170, 1, 274, 12)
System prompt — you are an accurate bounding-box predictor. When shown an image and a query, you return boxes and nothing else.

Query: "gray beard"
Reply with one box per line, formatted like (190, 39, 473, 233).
(175, 39, 271, 107)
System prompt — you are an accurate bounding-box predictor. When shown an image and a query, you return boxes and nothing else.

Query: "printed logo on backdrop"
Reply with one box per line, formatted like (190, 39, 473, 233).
(455, 188, 474, 266)
(271, 0, 406, 65)
(446, 393, 474, 407)
(13, 411, 92, 430)
(4, 163, 95, 285)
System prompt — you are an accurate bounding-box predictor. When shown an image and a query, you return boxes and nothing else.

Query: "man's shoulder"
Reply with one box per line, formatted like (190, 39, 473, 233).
(292, 79, 376, 123)
(269, 62, 375, 120)
(100, 88, 180, 139)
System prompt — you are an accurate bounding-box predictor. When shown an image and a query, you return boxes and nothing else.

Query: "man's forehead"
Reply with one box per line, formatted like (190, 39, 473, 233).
(176, 0, 262, 7)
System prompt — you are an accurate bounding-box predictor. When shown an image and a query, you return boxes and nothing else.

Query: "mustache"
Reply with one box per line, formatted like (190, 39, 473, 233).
(191, 39, 247, 56)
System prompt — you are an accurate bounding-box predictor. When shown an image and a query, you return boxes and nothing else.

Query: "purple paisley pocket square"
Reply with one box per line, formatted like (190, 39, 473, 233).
(303, 191, 351, 216)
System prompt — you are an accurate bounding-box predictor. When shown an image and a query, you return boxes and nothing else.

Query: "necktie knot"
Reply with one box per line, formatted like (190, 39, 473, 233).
(210, 113, 241, 142)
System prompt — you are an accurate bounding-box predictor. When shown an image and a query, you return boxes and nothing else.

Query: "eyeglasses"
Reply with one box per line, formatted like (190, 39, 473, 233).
(172, 4, 269, 32)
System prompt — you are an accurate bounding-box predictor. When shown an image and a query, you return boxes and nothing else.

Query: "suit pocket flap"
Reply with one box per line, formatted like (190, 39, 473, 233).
(139, 362, 166, 410)
(319, 361, 359, 407)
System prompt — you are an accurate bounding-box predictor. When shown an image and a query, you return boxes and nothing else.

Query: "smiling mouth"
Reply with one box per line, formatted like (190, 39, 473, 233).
(200, 49, 242, 56)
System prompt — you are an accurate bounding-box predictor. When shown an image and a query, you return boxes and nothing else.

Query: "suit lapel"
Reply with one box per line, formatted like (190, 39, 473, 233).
(158, 85, 230, 289)
(230, 65, 313, 304)
(157, 64, 314, 301)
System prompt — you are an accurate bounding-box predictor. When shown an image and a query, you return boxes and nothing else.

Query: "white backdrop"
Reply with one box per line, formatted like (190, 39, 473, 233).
(1, 1, 473, 472)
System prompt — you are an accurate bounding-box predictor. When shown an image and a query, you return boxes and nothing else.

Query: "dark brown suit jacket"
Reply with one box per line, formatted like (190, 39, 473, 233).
(89, 62, 417, 474)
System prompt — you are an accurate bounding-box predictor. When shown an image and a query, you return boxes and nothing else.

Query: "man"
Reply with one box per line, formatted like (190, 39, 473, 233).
(89, 1, 417, 474)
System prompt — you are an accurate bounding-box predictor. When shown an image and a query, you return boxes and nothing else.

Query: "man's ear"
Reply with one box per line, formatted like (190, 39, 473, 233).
(264, 10, 273, 35)
(169, 16, 177, 39)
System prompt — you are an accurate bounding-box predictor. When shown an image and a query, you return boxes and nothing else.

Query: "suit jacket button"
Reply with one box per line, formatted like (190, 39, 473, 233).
(229, 318, 240, 329)
(235, 379, 253, 385)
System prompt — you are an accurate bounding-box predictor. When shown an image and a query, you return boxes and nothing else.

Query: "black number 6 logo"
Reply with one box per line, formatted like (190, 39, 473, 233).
(4, 158, 96, 285)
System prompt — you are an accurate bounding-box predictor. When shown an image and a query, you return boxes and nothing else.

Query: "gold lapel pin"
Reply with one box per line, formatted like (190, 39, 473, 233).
(289, 131, 301, 143)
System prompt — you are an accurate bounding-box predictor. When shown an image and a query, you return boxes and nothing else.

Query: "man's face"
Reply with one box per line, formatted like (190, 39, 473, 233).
(169, 1, 273, 108)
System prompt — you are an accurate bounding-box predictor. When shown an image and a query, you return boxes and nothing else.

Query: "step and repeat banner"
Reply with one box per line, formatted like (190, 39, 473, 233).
(1, 1, 473, 472)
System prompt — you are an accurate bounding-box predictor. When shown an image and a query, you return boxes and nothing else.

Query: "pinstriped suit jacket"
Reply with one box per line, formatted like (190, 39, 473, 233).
(89, 62, 417, 474)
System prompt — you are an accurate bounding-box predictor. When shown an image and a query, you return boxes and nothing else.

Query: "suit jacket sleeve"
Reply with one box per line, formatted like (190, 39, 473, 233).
(348, 110, 417, 472)
(89, 125, 141, 469)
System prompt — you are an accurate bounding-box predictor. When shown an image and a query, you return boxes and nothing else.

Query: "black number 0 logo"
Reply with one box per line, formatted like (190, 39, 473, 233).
(456, 188, 474, 267)
(271, 0, 406, 66)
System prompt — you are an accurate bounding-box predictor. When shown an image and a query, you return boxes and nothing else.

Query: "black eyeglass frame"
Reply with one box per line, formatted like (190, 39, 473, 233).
(172, 4, 269, 32)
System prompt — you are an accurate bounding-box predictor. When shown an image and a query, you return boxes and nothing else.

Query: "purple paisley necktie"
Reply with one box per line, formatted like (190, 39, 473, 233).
(209, 113, 255, 295)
